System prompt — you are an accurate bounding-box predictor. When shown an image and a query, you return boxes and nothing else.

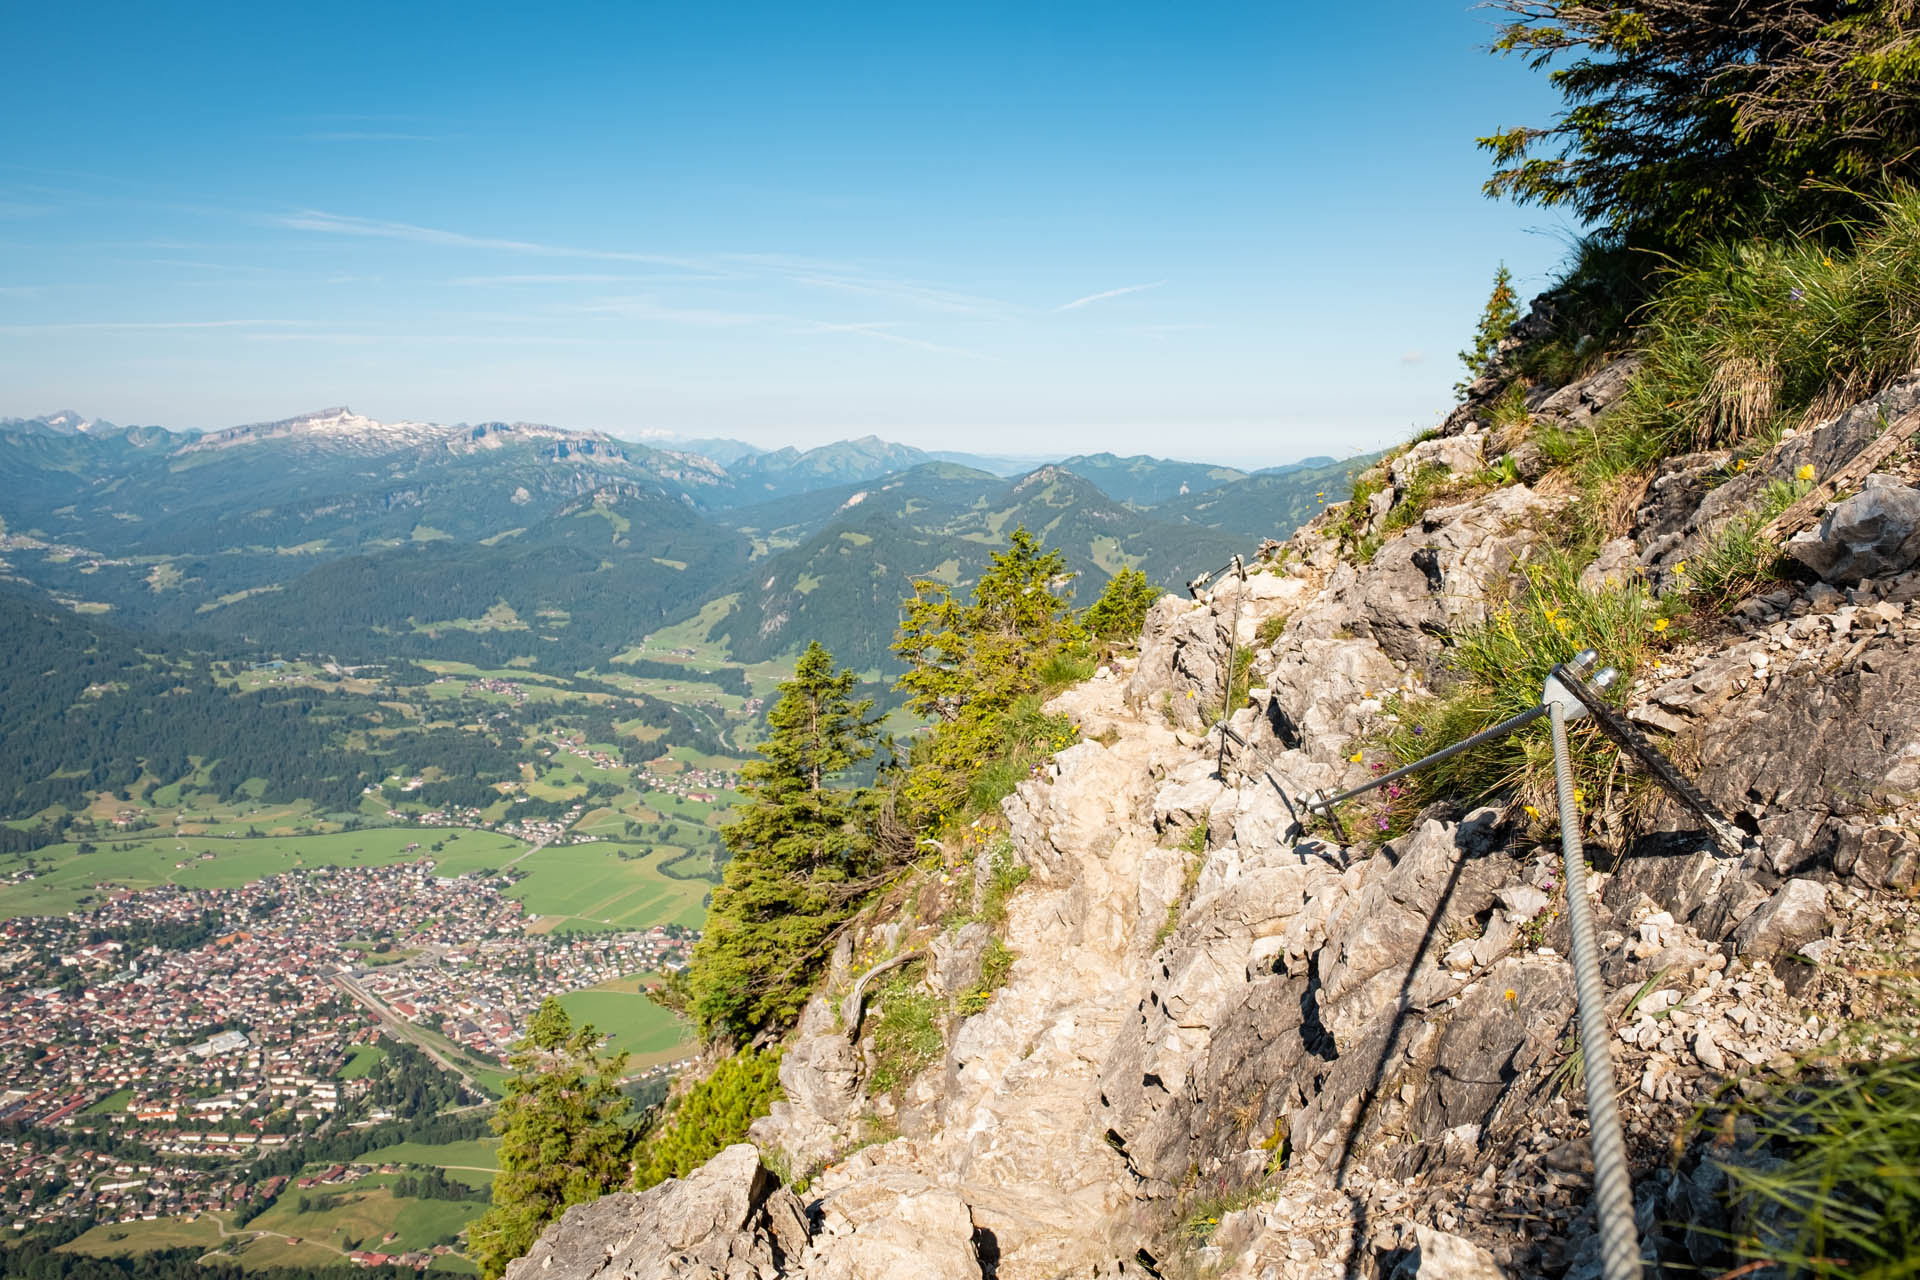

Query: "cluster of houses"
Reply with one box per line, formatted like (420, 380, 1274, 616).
(358, 926, 695, 1060)
(1, 856, 700, 1249)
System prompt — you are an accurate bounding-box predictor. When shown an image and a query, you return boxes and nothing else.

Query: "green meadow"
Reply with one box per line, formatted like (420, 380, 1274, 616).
(0, 828, 710, 930)
(556, 983, 693, 1069)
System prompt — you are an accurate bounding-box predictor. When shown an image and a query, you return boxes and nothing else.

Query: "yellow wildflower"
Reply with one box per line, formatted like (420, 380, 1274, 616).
(1652, 618, 1669, 633)
(1348, 751, 1363, 763)
(1504, 988, 1517, 1002)
(1524, 804, 1540, 819)
(1796, 463, 1816, 481)
(1733, 458, 1748, 472)
(1673, 561, 1688, 576)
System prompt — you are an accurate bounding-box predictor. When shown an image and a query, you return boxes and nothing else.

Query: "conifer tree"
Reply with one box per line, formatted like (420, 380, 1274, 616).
(895, 526, 1080, 724)
(468, 999, 635, 1278)
(688, 642, 884, 1042)
(893, 526, 1081, 820)
(1083, 566, 1162, 641)
(1456, 265, 1520, 395)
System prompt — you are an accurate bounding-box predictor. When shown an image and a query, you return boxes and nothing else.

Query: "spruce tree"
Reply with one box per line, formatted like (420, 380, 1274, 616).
(688, 642, 884, 1042)
(1083, 566, 1162, 641)
(895, 526, 1080, 724)
(893, 526, 1082, 820)
(1456, 264, 1519, 395)
(468, 999, 635, 1278)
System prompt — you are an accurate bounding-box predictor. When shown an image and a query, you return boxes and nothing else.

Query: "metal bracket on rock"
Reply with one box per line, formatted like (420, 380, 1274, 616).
(1296, 648, 1753, 860)
(1545, 661, 1752, 859)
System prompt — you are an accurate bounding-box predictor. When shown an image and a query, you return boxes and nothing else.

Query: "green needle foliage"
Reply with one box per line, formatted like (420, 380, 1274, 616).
(1084, 565, 1162, 641)
(469, 999, 636, 1279)
(1457, 264, 1520, 394)
(689, 641, 888, 1044)
(893, 526, 1083, 825)
(632, 1048, 783, 1190)
(1480, 1, 1920, 249)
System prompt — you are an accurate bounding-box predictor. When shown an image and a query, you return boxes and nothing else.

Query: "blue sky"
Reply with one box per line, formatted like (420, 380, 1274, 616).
(1, 2, 1579, 466)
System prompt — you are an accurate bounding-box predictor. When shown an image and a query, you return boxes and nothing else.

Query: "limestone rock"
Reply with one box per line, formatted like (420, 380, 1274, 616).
(1641, 374, 1920, 579)
(1263, 637, 1402, 764)
(502, 1145, 808, 1280)
(1732, 878, 1831, 961)
(1389, 1225, 1509, 1280)
(1787, 474, 1920, 583)
(1578, 536, 1640, 593)
(1391, 432, 1486, 491)
(929, 922, 993, 997)
(800, 1171, 983, 1280)
(1695, 631, 1920, 880)
(1531, 354, 1642, 430)
(1310, 484, 1565, 668)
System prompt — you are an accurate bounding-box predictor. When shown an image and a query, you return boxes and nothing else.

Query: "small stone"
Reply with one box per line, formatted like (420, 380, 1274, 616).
(1733, 878, 1832, 962)
(1693, 1029, 1726, 1072)
(1807, 582, 1846, 612)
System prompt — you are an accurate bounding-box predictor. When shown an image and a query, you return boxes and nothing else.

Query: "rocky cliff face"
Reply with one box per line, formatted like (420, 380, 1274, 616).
(510, 365, 1920, 1280)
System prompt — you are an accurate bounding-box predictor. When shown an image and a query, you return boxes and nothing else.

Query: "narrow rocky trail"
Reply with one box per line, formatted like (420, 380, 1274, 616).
(505, 365, 1920, 1280)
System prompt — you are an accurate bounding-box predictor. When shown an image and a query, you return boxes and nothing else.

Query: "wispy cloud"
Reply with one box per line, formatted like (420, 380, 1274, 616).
(452, 272, 730, 287)
(568, 295, 780, 328)
(1399, 350, 1424, 365)
(275, 210, 707, 269)
(0, 319, 288, 334)
(297, 131, 443, 143)
(279, 209, 1012, 314)
(781, 270, 1005, 316)
(1056, 281, 1165, 312)
(801, 321, 994, 360)
(0, 202, 55, 219)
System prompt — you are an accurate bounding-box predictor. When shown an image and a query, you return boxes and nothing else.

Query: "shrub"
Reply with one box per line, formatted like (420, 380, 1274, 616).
(1084, 567, 1162, 641)
(632, 1047, 783, 1190)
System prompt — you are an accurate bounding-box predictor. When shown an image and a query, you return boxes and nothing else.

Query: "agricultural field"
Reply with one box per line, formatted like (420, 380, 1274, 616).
(511, 842, 711, 932)
(62, 1214, 229, 1257)
(0, 827, 530, 919)
(363, 1138, 502, 1180)
(557, 980, 694, 1068)
(249, 1176, 475, 1254)
(227, 1236, 351, 1270)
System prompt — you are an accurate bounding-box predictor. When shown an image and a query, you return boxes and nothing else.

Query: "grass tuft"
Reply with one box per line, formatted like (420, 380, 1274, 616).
(1687, 475, 1812, 613)
(1374, 550, 1676, 825)
(1718, 961, 1920, 1280)
(866, 962, 943, 1095)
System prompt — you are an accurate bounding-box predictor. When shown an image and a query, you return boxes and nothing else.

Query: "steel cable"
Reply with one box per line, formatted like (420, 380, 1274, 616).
(1549, 697, 1642, 1280)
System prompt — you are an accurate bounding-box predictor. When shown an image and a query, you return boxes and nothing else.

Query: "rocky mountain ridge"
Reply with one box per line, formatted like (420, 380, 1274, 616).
(507, 358, 1920, 1278)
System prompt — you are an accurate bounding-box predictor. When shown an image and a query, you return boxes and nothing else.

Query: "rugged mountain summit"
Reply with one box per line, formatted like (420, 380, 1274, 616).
(509, 359, 1920, 1278)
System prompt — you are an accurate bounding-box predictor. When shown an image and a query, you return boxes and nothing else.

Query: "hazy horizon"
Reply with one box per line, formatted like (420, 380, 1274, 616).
(3, 2, 1578, 466)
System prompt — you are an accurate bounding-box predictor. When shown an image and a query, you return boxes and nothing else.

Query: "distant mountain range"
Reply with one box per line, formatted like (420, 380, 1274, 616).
(0, 407, 1373, 679)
